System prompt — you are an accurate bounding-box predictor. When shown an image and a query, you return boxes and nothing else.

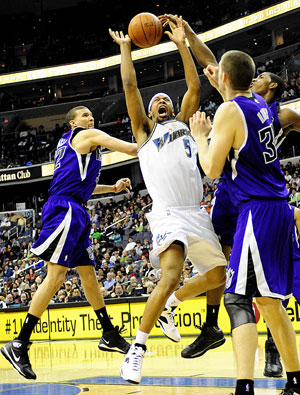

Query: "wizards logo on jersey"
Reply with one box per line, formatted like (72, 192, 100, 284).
(153, 128, 191, 152)
(153, 132, 169, 152)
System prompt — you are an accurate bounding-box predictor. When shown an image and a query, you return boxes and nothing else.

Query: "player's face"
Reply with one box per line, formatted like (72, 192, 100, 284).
(251, 73, 271, 96)
(149, 95, 174, 122)
(72, 108, 94, 129)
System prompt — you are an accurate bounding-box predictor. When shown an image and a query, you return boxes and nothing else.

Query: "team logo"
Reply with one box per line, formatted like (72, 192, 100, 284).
(156, 231, 172, 246)
(86, 246, 94, 261)
(225, 267, 235, 289)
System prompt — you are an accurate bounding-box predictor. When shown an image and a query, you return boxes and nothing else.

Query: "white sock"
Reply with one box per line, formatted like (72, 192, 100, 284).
(166, 291, 182, 308)
(135, 329, 149, 345)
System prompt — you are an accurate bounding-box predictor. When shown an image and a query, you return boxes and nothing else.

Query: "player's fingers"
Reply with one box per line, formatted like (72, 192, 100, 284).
(164, 31, 172, 39)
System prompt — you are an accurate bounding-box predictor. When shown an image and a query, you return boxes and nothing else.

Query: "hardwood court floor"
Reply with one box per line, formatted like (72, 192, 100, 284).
(1, 334, 299, 394)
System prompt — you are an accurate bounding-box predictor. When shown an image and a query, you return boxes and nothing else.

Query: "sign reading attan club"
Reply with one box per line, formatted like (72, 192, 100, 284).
(0, 166, 42, 184)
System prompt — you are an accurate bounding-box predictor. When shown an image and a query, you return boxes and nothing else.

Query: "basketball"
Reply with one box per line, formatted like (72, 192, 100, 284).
(128, 12, 163, 48)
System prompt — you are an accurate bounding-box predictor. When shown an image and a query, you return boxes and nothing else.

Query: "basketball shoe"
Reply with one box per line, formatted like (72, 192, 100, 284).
(121, 343, 146, 384)
(98, 326, 130, 354)
(181, 322, 225, 358)
(263, 337, 283, 377)
(157, 306, 181, 342)
(280, 383, 300, 394)
(0, 339, 36, 380)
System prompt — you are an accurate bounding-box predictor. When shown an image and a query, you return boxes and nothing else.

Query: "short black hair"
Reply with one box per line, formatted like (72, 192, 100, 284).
(221, 50, 255, 90)
(267, 72, 284, 101)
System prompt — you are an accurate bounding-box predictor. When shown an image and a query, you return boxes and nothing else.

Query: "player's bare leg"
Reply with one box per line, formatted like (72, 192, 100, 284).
(256, 297, 300, 372)
(29, 262, 68, 316)
(232, 322, 258, 380)
(140, 243, 185, 333)
(121, 243, 184, 384)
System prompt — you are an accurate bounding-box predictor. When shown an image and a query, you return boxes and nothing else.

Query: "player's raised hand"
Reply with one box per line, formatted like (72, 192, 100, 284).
(204, 65, 220, 90)
(164, 15, 185, 46)
(158, 14, 188, 29)
(109, 29, 131, 47)
(189, 111, 212, 141)
(115, 178, 132, 193)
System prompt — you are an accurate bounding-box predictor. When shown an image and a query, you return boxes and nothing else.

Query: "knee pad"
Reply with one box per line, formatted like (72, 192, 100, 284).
(224, 292, 256, 331)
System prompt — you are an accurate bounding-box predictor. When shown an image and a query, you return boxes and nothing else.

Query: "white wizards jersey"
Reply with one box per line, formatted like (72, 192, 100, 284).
(138, 119, 203, 210)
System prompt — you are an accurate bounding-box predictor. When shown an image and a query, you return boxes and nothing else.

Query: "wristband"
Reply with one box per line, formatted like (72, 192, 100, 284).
(113, 184, 117, 193)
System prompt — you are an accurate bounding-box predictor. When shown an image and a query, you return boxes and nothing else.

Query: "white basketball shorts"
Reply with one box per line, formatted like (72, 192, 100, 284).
(146, 205, 227, 274)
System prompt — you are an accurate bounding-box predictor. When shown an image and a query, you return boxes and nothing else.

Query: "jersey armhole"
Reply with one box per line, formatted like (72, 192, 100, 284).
(137, 122, 157, 153)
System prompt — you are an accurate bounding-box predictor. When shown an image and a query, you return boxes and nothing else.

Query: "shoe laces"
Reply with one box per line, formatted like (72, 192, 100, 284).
(266, 348, 281, 366)
(194, 324, 203, 331)
(16, 343, 31, 366)
(165, 308, 175, 322)
(131, 346, 144, 371)
(116, 325, 127, 335)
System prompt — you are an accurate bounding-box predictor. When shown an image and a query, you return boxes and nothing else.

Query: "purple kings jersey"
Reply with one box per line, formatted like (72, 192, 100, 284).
(223, 92, 288, 206)
(49, 127, 102, 202)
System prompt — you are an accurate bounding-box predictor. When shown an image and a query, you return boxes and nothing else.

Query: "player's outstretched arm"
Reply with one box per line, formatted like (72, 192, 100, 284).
(92, 178, 132, 195)
(159, 14, 218, 68)
(72, 128, 137, 156)
(165, 16, 200, 123)
(109, 28, 151, 146)
(279, 107, 300, 135)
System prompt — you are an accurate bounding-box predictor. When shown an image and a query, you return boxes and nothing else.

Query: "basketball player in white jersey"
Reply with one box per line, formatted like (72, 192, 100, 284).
(109, 15, 227, 384)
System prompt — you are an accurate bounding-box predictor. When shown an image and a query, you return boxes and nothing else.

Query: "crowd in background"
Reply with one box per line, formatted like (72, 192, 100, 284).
(0, 158, 299, 309)
(0, 0, 285, 74)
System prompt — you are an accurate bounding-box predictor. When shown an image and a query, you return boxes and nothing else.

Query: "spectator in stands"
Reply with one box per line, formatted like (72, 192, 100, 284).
(104, 272, 116, 293)
(12, 287, 20, 302)
(289, 188, 300, 206)
(20, 292, 29, 306)
(0, 292, 7, 309)
(3, 264, 13, 278)
(129, 217, 144, 236)
(116, 270, 126, 285)
(126, 277, 139, 296)
(124, 214, 134, 229)
(17, 215, 26, 235)
(27, 268, 35, 281)
(124, 236, 136, 252)
(67, 287, 85, 302)
(145, 281, 155, 296)
(292, 172, 300, 186)
(110, 229, 122, 243)
(111, 283, 127, 298)
(55, 289, 67, 303)
(71, 276, 80, 287)
(100, 286, 111, 299)
(6, 293, 20, 307)
(135, 240, 143, 258)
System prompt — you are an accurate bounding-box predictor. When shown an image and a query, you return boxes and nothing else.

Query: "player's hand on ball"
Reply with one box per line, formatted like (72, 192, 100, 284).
(115, 178, 132, 193)
(109, 29, 131, 47)
(164, 15, 185, 45)
(189, 111, 212, 141)
(158, 14, 188, 29)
